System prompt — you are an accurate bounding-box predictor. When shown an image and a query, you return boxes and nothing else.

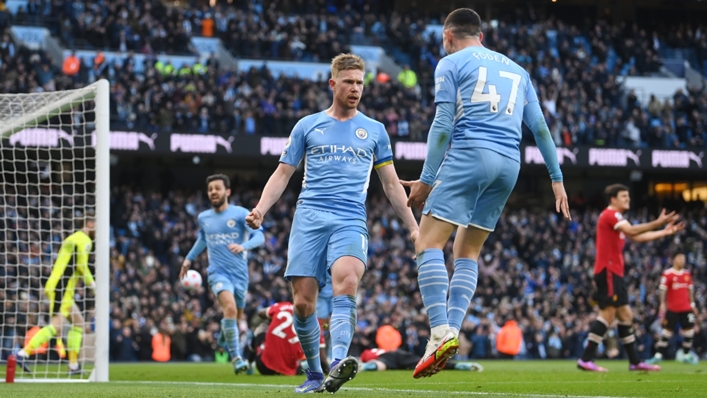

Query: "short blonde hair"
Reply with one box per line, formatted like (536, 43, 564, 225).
(331, 53, 365, 79)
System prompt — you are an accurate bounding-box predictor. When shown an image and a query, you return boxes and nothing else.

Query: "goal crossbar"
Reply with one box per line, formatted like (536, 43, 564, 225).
(0, 89, 98, 139)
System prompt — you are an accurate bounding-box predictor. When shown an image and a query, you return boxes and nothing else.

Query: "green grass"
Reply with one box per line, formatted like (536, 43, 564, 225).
(1, 360, 706, 397)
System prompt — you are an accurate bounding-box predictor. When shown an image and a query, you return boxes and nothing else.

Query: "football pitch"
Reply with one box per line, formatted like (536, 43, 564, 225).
(2, 361, 706, 397)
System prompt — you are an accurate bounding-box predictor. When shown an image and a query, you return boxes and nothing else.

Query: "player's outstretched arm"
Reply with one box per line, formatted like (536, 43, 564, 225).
(246, 163, 297, 229)
(620, 209, 679, 237)
(623, 220, 685, 243)
(376, 164, 419, 239)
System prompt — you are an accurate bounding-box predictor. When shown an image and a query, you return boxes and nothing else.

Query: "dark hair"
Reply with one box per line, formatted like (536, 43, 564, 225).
(206, 174, 230, 189)
(604, 183, 629, 202)
(444, 8, 482, 38)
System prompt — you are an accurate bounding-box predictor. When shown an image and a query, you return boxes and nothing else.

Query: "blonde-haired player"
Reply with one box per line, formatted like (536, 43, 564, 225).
(246, 54, 418, 393)
(17, 213, 96, 375)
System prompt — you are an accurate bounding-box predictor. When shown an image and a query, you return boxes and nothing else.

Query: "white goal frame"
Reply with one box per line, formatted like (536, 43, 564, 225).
(1, 79, 110, 383)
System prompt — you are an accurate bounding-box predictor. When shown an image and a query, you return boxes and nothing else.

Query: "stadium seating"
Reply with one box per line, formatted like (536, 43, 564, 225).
(2, 1, 707, 147)
(1, 184, 705, 362)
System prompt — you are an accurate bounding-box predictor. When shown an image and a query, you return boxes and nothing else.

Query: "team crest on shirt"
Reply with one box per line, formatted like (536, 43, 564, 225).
(227, 219, 236, 228)
(355, 128, 368, 140)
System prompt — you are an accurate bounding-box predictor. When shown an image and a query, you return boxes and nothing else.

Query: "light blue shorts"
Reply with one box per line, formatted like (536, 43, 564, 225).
(316, 276, 333, 319)
(422, 147, 520, 231)
(285, 207, 368, 289)
(208, 272, 247, 309)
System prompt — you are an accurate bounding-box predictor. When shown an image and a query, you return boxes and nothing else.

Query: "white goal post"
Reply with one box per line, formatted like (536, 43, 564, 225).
(0, 79, 110, 382)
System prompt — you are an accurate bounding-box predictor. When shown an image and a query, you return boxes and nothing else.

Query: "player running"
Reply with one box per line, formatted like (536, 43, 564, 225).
(17, 212, 96, 375)
(577, 184, 684, 372)
(246, 53, 418, 393)
(401, 8, 570, 379)
(647, 252, 699, 365)
(180, 174, 265, 375)
(246, 302, 326, 376)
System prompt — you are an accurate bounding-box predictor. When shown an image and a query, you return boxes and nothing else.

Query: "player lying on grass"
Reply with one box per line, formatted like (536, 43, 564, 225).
(245, 302, 328, 376)
(647, 252, 700, 365)
(577, 184, 684, 372)
(17, 212, 96, 376)
(181, 174, 265, 375)
(358, 348, 483, 373)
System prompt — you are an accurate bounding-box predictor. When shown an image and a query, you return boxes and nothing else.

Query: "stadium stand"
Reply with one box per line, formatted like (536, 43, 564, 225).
(1, 184, 705, 362)
(1, 1, 707, 367)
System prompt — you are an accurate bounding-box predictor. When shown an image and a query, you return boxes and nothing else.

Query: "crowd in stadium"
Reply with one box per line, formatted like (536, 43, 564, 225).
(2, 182, 705, 363)
(2, 1, 707, 147)
(2, 0, 707, 367)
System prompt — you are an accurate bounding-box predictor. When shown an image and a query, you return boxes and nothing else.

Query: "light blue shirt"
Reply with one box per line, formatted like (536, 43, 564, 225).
(186, 205, 265, 284)
(280, 111, 393, 220)
(421, 46, 562, 185)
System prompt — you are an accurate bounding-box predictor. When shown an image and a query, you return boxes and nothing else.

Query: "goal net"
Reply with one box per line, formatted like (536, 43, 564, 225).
(0, 80, 110, 382)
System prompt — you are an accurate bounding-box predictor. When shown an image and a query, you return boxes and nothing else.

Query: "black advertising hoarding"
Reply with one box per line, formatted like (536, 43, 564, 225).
(2, 128, 704, 171)
(1, 129, 260, 156)
(392, 141, 705, 171)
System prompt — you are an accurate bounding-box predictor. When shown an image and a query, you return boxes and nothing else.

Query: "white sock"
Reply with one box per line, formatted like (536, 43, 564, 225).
(450, 327, 460, 338)
(654, 352, 663, 359)
(69, 363, 79, 370)
(431, 325, 451, 341)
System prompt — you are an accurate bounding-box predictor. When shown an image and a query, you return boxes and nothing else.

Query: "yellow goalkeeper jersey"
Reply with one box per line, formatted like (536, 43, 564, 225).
(45, 230, 95, 311)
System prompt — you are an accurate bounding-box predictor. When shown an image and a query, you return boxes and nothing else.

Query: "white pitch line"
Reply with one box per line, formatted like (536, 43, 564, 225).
(117, 380, 631, 398)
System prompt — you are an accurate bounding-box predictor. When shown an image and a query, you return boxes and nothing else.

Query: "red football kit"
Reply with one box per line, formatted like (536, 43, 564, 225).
(660, 268, 694, 313)
(258, 302, 326, 376)
(594, 207, 629, 277)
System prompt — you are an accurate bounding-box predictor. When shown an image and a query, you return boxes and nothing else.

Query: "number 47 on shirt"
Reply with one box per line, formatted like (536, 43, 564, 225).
(471, 66, 522, 115)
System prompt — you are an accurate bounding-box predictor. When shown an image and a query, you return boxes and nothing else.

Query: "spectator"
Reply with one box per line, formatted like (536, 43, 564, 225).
(397, 65, 417, 90)
(496, 319, 523, 359)
(151, 325, 171, 362)
(62, 51, 79, 76)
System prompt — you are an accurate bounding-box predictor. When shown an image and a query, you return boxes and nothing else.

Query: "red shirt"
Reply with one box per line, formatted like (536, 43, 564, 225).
(259, 302, 326, 376)
(594, 207, 629, 277)
(660, 268, 694, 313)
(360, 348, 388, 363)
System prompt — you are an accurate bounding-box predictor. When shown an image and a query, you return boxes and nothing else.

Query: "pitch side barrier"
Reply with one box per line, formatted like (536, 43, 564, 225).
(2, 129, 705, 172)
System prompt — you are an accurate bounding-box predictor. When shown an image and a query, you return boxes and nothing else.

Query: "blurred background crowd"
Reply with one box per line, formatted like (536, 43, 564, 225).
(1, 1, 707, 147)
(2, 183, 706, 363)
(1, 0, 707, 366)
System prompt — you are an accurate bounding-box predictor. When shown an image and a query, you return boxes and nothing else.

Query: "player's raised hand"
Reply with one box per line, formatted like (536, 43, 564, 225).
(228, 243, 245, 254)
(246, 208, 263, 229)
(656, 208, 679, 225)
(664, 220, 686, 235)
(400, 180, 432, 209)
(552, 181, 571, 220)
(179, 258, 191, 280)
